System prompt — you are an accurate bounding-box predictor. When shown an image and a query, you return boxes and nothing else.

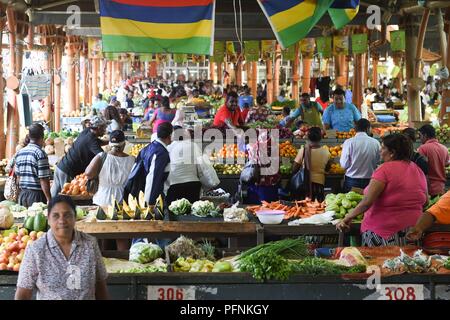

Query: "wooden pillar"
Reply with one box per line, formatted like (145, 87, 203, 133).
(99, 58, 105, 94)
(92, 58, 99, 100)
(41, 25, 54, 125)
(371, 53, 379, 88)
(5, 6, 18, 158)
(301, 57, 313, 94)
(335, 55, 348, 87)
(106, 60, 112, 90)
(439, 9, 450, 125)
(217, 62, 223, 85)
(352, 53, 364, 109)
(65, 39, 77, 113)
(53, 45, 63, 132)
(266, 58, 273, 104)
(209, 61, 215, 83)
(363, 53, 369, 89)
(251, 61, 257, 98)
(405, 14, 422, 125)
(75, 56, 80, 111)
(291, 44, 300, 100)
(393, 52, 403, 93)
(273, 43, 281, 98)
(246, 62, 252, 90)
(0, 15, 5, 159)
(236, 60, 243, 86)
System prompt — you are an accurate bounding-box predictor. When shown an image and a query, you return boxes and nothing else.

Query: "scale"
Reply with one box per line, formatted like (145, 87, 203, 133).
(181, 105, 199, 128)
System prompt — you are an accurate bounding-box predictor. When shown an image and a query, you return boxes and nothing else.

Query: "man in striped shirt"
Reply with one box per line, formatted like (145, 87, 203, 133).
(15, 124, 51, 207)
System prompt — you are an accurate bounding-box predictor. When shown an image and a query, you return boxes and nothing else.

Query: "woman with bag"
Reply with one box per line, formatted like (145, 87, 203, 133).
(85, 130, 135, 207)
(165, 127, 219, 204)
(292, 127, 331, 202)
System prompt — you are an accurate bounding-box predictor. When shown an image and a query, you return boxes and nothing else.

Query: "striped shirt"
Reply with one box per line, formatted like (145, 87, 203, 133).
(15, 143, 51, 191)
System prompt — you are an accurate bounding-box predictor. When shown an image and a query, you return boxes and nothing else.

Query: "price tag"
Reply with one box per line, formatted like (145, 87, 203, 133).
(379, 284, 424, 300)
(147, 286, 196, 300)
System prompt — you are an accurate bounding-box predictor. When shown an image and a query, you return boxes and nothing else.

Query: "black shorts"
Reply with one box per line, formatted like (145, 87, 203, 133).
(19, 189, 47, 207)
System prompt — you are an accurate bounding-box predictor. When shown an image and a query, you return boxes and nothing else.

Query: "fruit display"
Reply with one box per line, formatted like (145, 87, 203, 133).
(435, 124, 450, 144)
(294, 125, 327, 139)
(130, 144, 146, 157)
(210, 144, 246, 162)
(173, 257, 234, 273)
(213, 164, 243, 175)
(61, 174, 91, 197)
(336, 129, 356, 140)
(44, 130, 78, 155)
(279, 141, 297, 158)
(325, 192, 364, 221)
(246, 199, 326, 220)
(327, 145, 342, 158)
(278, 126, 293, 139)
(328, 163, 346, 174)
(0, 228, 45, 271)
(0, 159, 8, 175)
(246, 117, 278, 129)
(23, 211, 48, 233)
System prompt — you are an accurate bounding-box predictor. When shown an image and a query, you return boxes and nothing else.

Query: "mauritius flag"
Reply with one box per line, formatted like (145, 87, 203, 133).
(99, 0, 216, 55)
(258, 0, 359, 49)
(328, 0, 360, 30)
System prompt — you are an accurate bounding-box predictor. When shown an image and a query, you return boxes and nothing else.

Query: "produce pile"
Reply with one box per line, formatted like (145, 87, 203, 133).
(435, 124, 450, 144)
(0, 228, 45, 271)
(279, 141, 297, 158)
(44, 130, 78, 155)
(280, 163, 292, 175)
(213, 164, 243, 175)
(325, 192, 364, 221)
(103, 257, 167, 274)
(383, 249, 450, 274)
(210, 144, 246, 162)
(270, 100, 296, 112)
(327, 145, 342, 158)
(0, 159, 9, 175)
(246, 199, 326, 220)
(294, 125, 327, 139)
(237, 239, 367, 281)
(130, 144, 146, 157)
(336, 129, 356, 140)
(61, 174, 91, 197)
(168, 199, 221, 218)
(327, 163, 346, 174)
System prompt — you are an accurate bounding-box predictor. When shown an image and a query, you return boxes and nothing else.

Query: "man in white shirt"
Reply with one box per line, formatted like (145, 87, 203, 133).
(340, 119, 381, 192)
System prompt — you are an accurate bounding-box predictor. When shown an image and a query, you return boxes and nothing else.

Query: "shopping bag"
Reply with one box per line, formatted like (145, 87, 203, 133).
(197, 156, 220, 190)
(240, 160, 260, 185)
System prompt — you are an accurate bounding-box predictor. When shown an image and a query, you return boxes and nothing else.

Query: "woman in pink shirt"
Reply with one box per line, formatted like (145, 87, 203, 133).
(337, 134, 427, 246)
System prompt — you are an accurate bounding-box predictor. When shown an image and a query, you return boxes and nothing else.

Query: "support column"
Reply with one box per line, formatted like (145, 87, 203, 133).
(236, 59, 242, 86)
(53, 45, 63, 132)
(217, 62, 223, 85)
(92, 58, 99, 100)
(75, 55, 80, 111)
(0, 15, 5, 159)
(352, 53, 364, 109)
(65, 39, 77, 112)
(393, 52, 403, 93)
(273, 43, 281, 98)
(251, 61, 257, 99)
(266, 58, 273, 104)
(291, 44, 300, 100)
(81, 44, 88, 106)
(246, 62, 252, 90)
(371, 53, 379, 87)
(209, 61, 215, 83)
(335, 55, 348, 87)
(301, 57, 312, 94)
(99, 58, 105, 94)
(439, 8, 450, 125)
(5, 6, 19, 158)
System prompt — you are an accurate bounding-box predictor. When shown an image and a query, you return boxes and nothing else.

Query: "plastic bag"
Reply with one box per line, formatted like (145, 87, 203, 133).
(197, 155, 220, 190)
(129, 242, 163, 264)
(240, 160, 260, 185)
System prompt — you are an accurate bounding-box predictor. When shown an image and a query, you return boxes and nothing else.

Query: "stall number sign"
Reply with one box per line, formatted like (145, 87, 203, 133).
(379, 285, 424, 300)
(148, 286, 196, 300)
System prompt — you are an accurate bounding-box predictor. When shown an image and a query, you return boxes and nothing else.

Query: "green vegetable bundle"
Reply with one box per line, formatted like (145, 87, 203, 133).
(291, 257, 367, 275)
(325, 191, 364, 219)
(169, 198, 192, 215)
(239, 250, 293, 281)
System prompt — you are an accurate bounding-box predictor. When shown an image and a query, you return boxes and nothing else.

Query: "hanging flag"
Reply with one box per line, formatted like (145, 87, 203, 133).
(351, 33, 367, 55)
(244, 41, 260, 62)
(300, 38, 315, 59)
(226, 41, 235, 55)
(139, 54, 153, 62)
(104, 52, 121, 61)
(99, 0, 216, 55)
(211, 41, 225, 63)
(390, 30, 406, 52)
(328, 0, 360, 30)
(88, 38, 103, 58)
(333, 35, 349, 55)
(174, 53, 188, 63)
(261, 40, 276, 59)
(282, 45, 296, 61)
(316, 37, 332, 58)
(257, 0, 335, 49)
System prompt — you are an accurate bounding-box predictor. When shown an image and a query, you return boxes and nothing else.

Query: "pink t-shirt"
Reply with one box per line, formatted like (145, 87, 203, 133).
(361, 161, 427, 239)
(418, 139, 449, 196)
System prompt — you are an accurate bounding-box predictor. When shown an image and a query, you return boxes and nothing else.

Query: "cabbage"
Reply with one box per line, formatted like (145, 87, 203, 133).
(0, 206, 14, 229)
(129, 242, 163, 264)
(191, 200, 216, 217)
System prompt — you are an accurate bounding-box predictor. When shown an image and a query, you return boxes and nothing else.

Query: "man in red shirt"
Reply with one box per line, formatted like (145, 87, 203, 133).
(418, 124, 449, 197)
(213, 91, 243, 128)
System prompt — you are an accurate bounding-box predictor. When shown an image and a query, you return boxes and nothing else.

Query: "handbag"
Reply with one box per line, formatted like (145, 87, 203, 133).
(290, 145, 312, 197)
(4, 166, 19, 202)
(86, 152, 108, 195)
(422, 232, 450, 255)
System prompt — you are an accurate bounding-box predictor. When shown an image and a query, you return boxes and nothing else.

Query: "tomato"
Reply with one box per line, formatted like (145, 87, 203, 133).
(0, 263, 7, 271)
(13, 263, 20, 272)
(0, 255, 8, 264)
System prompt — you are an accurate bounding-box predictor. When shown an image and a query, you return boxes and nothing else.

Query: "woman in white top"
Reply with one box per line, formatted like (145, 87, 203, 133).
(85, 130, 135, 207)
(103, 105, 122, 133)
(166, 127, 219, 204)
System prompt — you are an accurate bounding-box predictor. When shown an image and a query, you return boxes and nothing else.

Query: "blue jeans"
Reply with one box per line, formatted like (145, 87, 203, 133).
(343, 176, 371, 193)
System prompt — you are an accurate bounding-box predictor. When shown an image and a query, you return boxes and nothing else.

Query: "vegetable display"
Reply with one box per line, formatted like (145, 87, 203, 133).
(166, 236, 206, 261)
(129, 242, 163, 264)
(191, 200, 219, 217)
(169, 198, 192, 215)
(279, 141, 297, 158)
(173, 257, 216, 272)
(61, 174, 91, 197)
(291, 257, 367, 275)
(325, 192, 364, 221)
(246, 199, 326, 220)
(0, 206, 14, 230)
(213, 164, 243, 175)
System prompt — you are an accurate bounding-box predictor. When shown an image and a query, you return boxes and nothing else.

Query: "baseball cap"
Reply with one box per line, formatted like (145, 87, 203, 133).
(109, 130, 125, 143)
(90, 115, 109, 128)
